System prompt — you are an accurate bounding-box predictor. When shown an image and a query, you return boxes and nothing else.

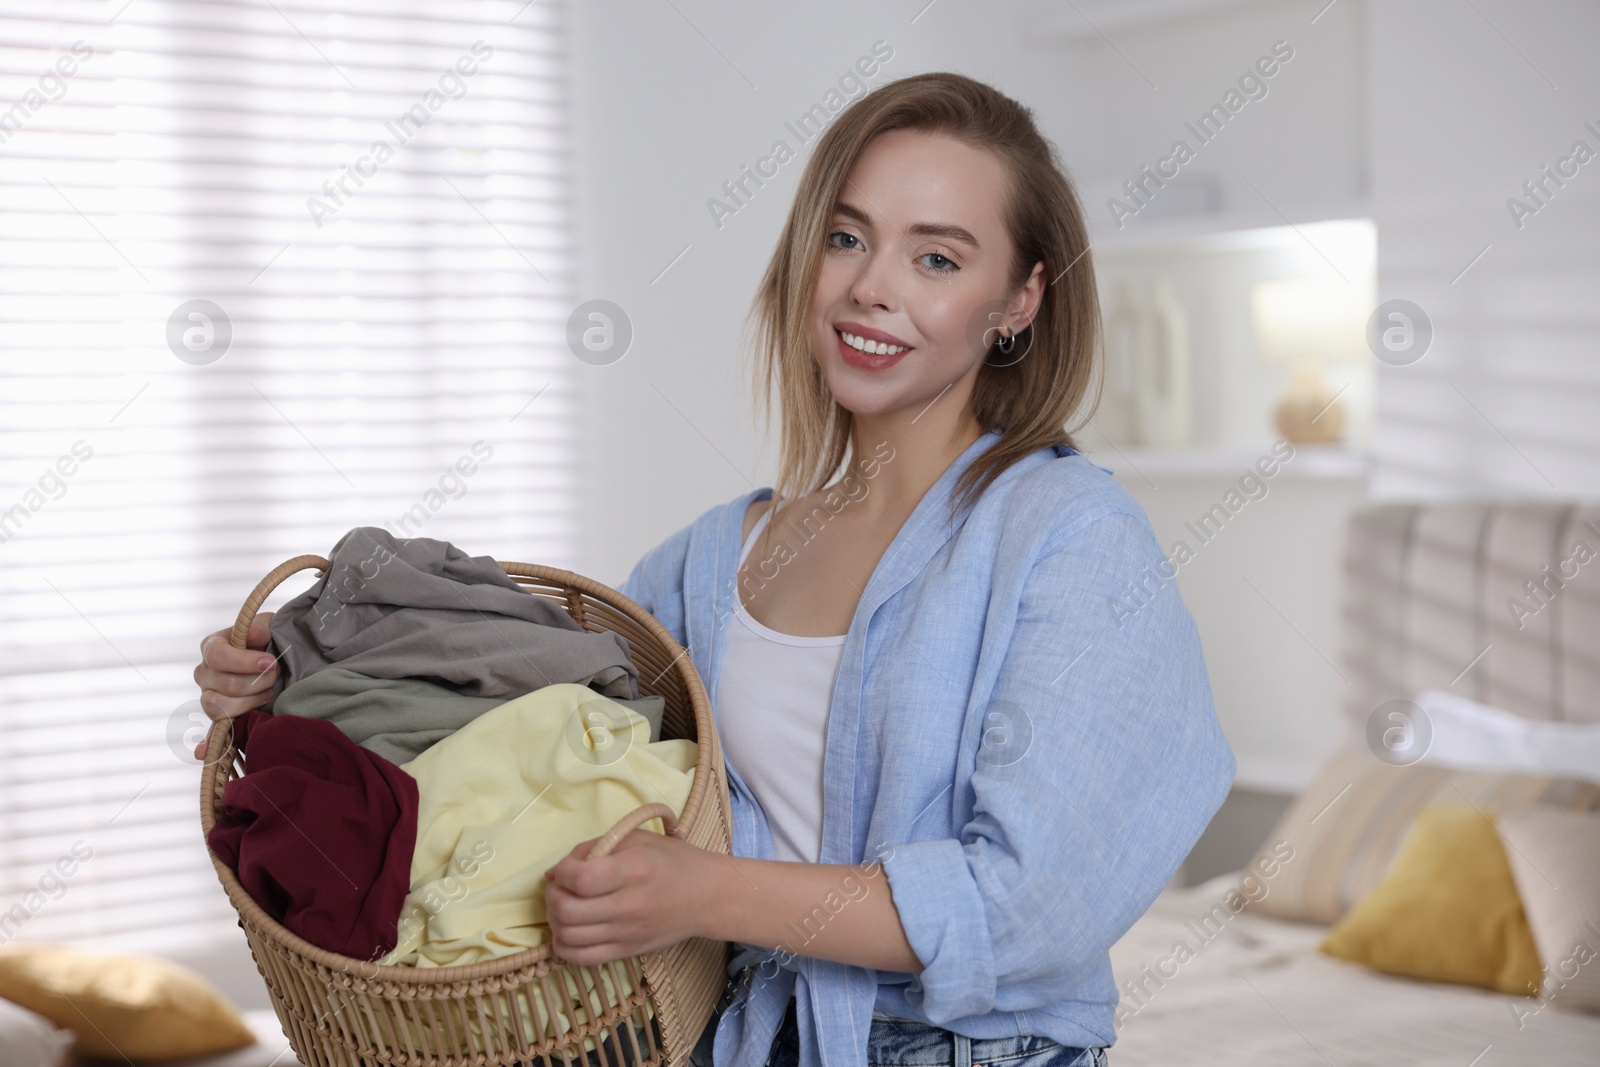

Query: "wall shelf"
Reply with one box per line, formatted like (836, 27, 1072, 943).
(1085, 198, 1376, 253)
(1085, 443, 1372, 482)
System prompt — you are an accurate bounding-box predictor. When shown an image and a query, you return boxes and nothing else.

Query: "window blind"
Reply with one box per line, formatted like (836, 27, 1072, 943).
(1369, 200, 1600, 500)
(0, 0, 577, 955)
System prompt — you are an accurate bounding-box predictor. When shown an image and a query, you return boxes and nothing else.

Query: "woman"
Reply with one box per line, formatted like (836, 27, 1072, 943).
(195, 73, 1233, 1067)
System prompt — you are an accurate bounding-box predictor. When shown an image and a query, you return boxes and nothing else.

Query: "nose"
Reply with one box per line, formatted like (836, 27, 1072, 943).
(848, 248, 896, 313)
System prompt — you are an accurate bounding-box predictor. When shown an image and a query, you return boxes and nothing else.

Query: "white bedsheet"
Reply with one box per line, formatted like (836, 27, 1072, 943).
(1107, 873, 1600, 1066)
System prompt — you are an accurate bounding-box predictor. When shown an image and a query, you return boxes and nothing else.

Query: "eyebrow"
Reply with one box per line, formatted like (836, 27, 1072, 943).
(833, 200, 981, 250)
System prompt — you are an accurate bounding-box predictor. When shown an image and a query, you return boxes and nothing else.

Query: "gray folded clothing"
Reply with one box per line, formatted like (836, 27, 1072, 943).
(273, 667, 667, 766)
(270, 526, 642, 700)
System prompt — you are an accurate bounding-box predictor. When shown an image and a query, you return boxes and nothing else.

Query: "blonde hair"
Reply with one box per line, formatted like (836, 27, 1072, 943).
(741, 71, 1101, 537)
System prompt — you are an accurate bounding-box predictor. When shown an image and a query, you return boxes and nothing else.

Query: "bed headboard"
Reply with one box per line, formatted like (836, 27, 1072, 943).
(1341, 501, 1600, 728)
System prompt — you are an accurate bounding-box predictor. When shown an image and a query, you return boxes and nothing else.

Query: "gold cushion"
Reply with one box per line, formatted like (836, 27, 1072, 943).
(0, 944, 256, 1061)
(1319, 805, 1543, 996)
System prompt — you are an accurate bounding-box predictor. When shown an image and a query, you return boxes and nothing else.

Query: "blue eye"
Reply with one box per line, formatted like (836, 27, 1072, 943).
(827, 231, 862, 251)
(920, 252, 957, 274)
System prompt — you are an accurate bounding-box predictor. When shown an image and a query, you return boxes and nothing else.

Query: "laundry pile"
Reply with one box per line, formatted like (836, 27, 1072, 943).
(206, 527, 699, 992)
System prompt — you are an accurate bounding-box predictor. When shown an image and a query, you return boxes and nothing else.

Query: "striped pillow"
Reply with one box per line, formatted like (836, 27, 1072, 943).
(1246, 747, 1600, 925)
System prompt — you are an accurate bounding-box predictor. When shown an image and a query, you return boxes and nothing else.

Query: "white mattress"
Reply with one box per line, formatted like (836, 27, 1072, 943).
(1107, 872, 1600, 1066)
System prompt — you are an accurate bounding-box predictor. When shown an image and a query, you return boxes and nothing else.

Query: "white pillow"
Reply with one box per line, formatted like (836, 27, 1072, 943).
(1412, 689, 1600, 782)
(0, 995, 71, 1067)
(1499, 807, 1600, 1014)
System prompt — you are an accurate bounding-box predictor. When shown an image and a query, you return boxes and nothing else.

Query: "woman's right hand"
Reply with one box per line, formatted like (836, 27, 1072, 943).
(192, 612, 282, 761)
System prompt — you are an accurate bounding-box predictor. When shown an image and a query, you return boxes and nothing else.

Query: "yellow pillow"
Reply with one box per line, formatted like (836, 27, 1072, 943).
(0, 944, 256, 1061)
(1320, 805, 1543, 995)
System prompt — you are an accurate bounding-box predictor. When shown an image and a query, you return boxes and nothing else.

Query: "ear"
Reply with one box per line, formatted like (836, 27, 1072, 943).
(1005, 260, 1047, 334)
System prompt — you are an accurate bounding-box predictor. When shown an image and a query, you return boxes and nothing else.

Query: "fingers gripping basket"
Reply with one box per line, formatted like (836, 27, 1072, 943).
(200, 554, 735, 1067)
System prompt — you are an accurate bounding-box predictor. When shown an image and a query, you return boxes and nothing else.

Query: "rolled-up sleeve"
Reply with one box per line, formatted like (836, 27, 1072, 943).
(880, 508, 1235, 1024)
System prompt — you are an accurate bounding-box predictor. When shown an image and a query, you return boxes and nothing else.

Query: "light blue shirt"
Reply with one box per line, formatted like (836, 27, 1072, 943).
(619, 427, 1234, 1067)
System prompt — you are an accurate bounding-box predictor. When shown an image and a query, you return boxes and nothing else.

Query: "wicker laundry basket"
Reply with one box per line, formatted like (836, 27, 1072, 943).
(200, 554, 735, 1067)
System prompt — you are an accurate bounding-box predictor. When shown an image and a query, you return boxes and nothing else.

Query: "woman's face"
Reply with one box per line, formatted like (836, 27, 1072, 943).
(810, 128, 1042, 420)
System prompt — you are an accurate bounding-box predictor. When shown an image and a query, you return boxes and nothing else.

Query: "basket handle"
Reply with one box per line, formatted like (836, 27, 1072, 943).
(589, 802, 682, 859)
(229, 555, 331, 649)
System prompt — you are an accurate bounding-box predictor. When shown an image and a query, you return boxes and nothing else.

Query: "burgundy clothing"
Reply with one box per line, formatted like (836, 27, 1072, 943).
(207, 710, 418, 961)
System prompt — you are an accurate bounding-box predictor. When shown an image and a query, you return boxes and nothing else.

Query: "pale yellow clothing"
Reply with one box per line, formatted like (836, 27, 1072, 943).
(369, 683, 697, 1059)
(381, 683, 698, 969)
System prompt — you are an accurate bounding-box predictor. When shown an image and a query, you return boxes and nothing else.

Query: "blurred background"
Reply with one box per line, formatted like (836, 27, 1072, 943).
(1, 0, 1598, 1055)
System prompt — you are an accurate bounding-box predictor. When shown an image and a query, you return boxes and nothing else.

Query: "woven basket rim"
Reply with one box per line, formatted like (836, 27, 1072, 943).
(199, 552, 728, 986)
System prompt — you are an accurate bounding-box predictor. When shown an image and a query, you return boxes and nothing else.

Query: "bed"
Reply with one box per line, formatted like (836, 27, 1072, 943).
(1107, 500, 1600, 1066)
(1108, 871, 1599, 1065)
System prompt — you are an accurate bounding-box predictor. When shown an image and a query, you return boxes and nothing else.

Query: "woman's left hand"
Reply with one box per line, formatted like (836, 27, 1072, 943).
(544, 829, 716, 966)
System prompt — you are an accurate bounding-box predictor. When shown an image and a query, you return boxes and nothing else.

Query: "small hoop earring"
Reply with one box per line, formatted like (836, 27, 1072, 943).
(985, 323, 1030, 367)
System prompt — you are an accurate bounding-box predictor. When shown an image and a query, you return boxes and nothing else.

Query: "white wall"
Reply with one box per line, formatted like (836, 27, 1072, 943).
(566, 0, 1373, 586)
(564, 0, 1599, 790)
(1112, 455, 1369, 790)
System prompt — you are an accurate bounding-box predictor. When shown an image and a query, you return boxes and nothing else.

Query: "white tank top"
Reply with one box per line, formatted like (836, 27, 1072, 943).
(715, 506, 846, 865)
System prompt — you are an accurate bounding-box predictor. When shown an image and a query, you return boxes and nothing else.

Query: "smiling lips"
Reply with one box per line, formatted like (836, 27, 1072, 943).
(834, 322, 911, 370)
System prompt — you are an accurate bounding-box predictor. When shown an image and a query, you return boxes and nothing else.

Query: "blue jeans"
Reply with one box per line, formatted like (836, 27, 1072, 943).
(689, 981, 1107, 1067)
